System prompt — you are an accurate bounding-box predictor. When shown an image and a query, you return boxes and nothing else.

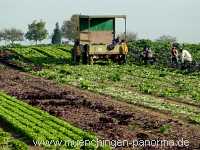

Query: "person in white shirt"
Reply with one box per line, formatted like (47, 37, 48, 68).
(180, 49, 192, 69)
(180, 49, 192, 63)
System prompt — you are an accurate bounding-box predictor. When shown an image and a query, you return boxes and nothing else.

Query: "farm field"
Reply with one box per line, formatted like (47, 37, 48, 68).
(1, 65, 200, 149)
(4, 45, 200, 123)
(0, 45, 200, 149)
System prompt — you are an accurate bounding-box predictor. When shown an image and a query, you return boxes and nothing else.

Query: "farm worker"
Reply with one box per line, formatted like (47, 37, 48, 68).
(72, 39, 81, 65)
(120, 40, 128, 63)
(180, 49, 192, 69)
(171, 46, 179, 65)
(143, 46, 154, 64)
(107, 37, 120, 50)
(112, 36, 120, 45)
(82, 44, 88, 64)
(180, 49, 192, 63)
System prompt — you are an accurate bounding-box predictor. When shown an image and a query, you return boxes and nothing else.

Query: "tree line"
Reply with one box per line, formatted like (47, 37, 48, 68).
(0, 20, 51, 45)
(0, 15, 177, 45)
(0, 15, 81, 45)
(0, 20, 66, 45)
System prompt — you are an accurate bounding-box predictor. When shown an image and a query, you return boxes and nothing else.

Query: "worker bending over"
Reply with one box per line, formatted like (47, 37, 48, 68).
(180, 49, 192, 69)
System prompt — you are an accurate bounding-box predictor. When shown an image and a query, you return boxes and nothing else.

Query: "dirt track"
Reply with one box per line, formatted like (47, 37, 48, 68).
(0, 66, 200, 150)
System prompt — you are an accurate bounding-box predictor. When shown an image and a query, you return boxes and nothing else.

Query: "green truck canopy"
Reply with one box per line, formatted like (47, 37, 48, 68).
(80, 18, 114, 31)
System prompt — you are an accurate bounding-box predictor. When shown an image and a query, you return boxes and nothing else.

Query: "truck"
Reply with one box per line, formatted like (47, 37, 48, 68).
(73, 15, 128, 64)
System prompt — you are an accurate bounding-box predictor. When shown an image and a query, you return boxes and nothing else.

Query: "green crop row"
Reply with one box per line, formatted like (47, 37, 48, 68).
(11, 47, 47, 65)
(0, 92, 109, 150)
(10, 46, 71, 66)
(31, 47, 71, 59)
(0, 128, 28, 150)
(13, 47, 46, 60)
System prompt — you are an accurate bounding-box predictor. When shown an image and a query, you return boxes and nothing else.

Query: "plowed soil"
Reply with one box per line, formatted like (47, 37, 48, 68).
(0, 65, 200, 150)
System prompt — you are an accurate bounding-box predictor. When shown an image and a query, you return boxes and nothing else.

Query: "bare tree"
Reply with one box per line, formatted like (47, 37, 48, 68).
(0, 28, 24, 44)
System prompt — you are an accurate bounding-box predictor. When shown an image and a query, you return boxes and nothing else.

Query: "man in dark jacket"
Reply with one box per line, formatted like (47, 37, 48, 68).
(142, 46, 155, 64)
(72, 39, 81, 65)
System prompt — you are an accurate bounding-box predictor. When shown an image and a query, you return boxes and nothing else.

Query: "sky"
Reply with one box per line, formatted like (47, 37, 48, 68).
(0, 0, 200, 43)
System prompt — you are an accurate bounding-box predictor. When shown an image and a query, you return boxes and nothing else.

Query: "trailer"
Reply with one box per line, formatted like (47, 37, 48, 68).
(74, 15, 128, 64)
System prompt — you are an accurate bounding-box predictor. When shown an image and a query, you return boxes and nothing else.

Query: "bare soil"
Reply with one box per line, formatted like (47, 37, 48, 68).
(0, 66, 200, 150)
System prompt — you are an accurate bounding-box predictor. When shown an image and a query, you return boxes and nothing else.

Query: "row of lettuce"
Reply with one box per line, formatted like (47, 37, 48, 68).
(0, 92, 110, 150)
(9, 45, 71, 67)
